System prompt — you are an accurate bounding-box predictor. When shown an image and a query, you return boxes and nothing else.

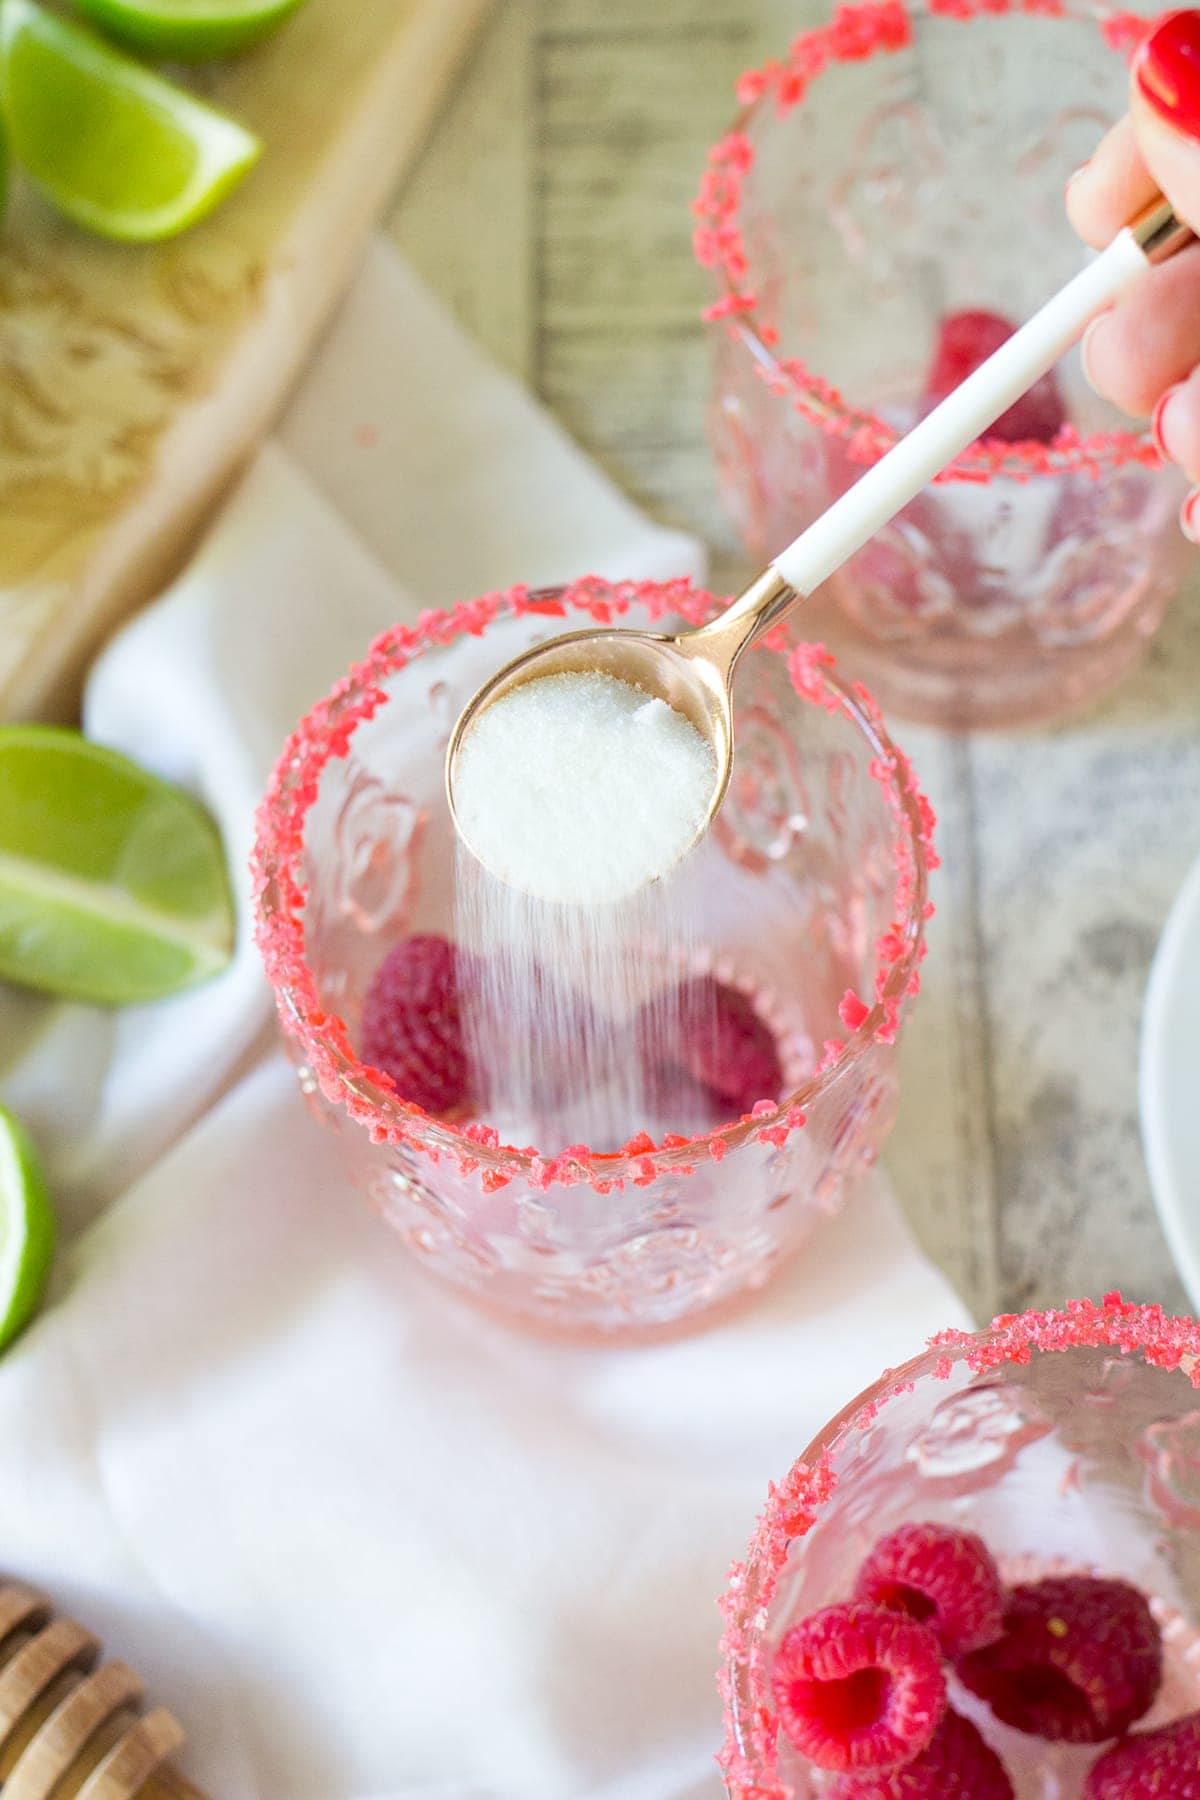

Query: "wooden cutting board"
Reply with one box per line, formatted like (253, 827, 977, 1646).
(0, 0, 491, 721)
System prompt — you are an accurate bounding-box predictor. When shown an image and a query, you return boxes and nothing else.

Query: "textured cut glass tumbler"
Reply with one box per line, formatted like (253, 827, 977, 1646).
(719, 1299, 1200, 1798)
(697, 0, 1188, 729)
(252, 578, 933, 1341)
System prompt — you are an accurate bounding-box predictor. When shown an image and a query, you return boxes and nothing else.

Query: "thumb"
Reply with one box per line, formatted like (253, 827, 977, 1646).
(1131, 10, 1200, 236)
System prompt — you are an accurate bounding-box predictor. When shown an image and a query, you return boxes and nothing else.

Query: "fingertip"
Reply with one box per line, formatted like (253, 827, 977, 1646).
(1152, 383, 1184, 460)
(1066, 114, 1158, 247)
(1066, 160, 1112, 250)
(1179, 489, 1200, 542)
(1129, 86, 1200, 237)
(1144, 359, 1200, 476)
(1132, 11, 1200, 149)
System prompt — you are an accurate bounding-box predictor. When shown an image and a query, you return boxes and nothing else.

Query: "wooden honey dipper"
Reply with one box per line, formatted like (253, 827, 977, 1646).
(0, 1579, 210, 1799)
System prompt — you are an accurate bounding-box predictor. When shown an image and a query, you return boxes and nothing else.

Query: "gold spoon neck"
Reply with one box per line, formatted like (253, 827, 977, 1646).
(1128, 194, 1192, 265)
(682, 566, 799, 677)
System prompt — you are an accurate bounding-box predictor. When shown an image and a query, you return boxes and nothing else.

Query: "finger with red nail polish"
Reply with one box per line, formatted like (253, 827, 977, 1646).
(1070, 12, 1200, 251)
(1067, 115, 1159, 247)
(1135, 10, 1200, 141)
(1079, 244, 1200, 415)
(1066, 5, 1200, 517)
(1152, 382, 1185, 457)
(1129, 10, 1200, 236)
(1151, 364, 1200, 479)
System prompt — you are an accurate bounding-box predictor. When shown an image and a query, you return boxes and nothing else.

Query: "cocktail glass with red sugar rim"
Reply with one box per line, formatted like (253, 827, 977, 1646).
(695, 0, 1188, 729)
(252, 577, 933, 1341)
(719, 1298, 1200, 1796)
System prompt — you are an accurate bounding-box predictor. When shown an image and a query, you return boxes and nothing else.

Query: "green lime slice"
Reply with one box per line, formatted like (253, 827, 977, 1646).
(73, 0, 307, 61)
(0, 1106, 55, 1353)
(0, 726, 235, 1006)
(0, 0, 261, 241)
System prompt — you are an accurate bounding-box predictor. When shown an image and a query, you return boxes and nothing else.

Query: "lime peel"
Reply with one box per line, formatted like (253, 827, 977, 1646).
(72, 0, 308, 61)
(0, 1107, 55, 1355)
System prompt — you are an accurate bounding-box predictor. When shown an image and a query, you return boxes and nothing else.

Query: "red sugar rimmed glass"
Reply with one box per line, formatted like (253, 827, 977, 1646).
(719, 1296, 1200, 1796)
(695, 0, 1189, 729)
(251, 577, 935, 1340)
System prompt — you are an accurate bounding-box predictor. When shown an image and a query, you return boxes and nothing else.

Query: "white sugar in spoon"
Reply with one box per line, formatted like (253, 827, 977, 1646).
(448, 196, 1190, 886)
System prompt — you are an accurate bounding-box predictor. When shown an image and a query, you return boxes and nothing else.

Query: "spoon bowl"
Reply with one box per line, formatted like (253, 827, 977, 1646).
(444, 570, 794, 881)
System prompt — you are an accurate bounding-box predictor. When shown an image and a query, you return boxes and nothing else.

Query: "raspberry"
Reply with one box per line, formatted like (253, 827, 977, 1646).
(828, 1710, 1014, 1799)
(957, 1576, 1163, 1743)
(1083, 1712, 1200, 1798)
(644, 977, 782, 1119)
(359, 934, 470, 1114)
(771, 1602, 945, 1773)
(923, 309, 1066, 444)
(854, 1522, 1004, 1658)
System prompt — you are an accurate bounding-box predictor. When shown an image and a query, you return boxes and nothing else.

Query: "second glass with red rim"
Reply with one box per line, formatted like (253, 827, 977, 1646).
(696, 0, 1188, 729)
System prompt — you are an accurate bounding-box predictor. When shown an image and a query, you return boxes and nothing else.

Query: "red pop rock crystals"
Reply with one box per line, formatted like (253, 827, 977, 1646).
(854, 1522, 1004, 1658)
(828, 1709, 1014, 1799)
(957, 1575, 1163, 1743)
(771, 1602, 945, 1772)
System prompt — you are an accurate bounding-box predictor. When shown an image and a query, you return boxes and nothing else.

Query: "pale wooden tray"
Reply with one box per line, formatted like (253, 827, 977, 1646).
(0, 0, 491, 720)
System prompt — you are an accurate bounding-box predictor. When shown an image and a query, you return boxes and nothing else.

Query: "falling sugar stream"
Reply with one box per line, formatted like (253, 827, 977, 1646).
(451, 666, 727, 1152)
(455, 840, 720, 1153)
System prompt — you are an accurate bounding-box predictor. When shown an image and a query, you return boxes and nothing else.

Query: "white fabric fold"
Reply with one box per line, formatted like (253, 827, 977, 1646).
(0, 240, 969, 1798)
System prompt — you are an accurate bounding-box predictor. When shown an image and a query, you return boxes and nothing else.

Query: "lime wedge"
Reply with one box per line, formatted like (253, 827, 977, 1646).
(0, 1107, 55, 1354)
(0, 0, 261, 241)
(73, 0, 307, 61)
(0, 726, 235, 1006)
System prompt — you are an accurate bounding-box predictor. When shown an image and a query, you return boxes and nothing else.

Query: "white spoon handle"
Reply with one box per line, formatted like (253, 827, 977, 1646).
(769, 225, 1157, 599)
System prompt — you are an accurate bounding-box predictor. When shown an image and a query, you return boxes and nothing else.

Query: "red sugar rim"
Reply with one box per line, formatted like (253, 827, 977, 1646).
(718, 1293, 1200, 1799)
(693, 0, 1165, 485)
(251, 577, 937, 1195)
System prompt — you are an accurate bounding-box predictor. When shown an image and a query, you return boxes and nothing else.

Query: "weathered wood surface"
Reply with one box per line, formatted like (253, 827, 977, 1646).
(389, 0, 1199, 1323)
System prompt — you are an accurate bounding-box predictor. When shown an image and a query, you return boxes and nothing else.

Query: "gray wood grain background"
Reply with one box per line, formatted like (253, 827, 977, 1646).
(386, 0, 1200, 1324)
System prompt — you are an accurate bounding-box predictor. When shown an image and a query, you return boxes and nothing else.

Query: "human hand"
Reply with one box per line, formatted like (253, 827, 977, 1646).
(1068, 10, 1200, 537)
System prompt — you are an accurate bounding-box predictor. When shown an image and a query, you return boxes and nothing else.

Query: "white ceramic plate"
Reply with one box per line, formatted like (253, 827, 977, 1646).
(1141, 850, 1200, 1310)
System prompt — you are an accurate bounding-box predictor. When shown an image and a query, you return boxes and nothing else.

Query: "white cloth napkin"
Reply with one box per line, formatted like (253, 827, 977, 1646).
(0, 242, 970, 1800)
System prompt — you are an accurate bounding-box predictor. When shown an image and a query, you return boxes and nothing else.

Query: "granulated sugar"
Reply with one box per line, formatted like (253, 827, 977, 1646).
(452, 670, 717, 904)
(452, 669, 720, 1151)
(456, 857, 714, 1152)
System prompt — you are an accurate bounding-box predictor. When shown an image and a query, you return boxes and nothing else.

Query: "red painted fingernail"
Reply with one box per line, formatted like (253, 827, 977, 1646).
(1152, 383, 1184, 459)
(1135, 10, 1200, 140)
(1179, 489, 1200, 541)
